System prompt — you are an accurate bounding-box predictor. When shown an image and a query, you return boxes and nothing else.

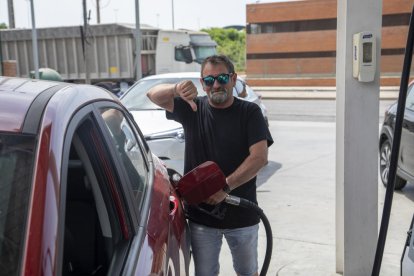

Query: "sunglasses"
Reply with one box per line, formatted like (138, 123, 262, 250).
(202, 73, 233, 87)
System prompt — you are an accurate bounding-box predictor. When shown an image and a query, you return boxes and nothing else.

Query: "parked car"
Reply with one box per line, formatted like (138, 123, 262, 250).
(120, 72, 269, 174)
(379, 81, 414, 190)
(0, 77, 190, 275)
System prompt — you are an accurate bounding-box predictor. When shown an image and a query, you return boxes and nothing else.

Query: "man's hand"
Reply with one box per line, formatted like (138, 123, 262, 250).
(176, 80, 198, 111)
(204, 190, 228, 205)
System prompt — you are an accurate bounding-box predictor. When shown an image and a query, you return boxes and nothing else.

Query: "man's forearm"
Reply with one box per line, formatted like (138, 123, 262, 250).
(226, 149, 268, 191)
(147, 83, 177, 112)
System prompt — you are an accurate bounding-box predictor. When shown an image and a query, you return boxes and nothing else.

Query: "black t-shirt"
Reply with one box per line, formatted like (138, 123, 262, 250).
(167, 96, 273, 229)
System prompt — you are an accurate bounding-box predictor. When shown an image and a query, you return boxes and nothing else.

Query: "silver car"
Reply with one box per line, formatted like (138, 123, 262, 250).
(121, 72, 268, 174)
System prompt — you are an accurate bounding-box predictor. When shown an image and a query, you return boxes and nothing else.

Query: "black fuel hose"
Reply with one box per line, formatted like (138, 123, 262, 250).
(371, 4, 414, 276)
(400, 215, 414, 275)
(225, 195, 273, 276)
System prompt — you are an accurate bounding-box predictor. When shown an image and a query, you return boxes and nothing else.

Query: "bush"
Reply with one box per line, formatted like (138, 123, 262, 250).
(201, 28, 246, 72)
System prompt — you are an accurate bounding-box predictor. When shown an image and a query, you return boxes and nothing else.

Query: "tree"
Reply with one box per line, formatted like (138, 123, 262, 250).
(0, 23, 7, 29)
(201, 28, 246, 73)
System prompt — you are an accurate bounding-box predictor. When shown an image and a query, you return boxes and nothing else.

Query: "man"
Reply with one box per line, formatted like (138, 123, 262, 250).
(147, 55, 273, 276)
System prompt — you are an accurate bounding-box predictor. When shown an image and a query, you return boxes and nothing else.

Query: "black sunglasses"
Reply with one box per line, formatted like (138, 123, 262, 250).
(202, 73, 233, 87)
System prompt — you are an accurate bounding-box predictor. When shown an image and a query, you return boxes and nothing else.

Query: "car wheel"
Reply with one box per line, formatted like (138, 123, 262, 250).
(379, 139, 407, 190)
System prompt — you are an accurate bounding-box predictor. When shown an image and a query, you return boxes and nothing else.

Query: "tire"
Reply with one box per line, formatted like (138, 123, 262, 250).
(379, 139, 407, 190)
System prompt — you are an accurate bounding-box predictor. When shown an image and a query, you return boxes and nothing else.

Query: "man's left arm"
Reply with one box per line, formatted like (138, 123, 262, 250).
(204, 140, 268, 205)
(226, 140, 268, 190)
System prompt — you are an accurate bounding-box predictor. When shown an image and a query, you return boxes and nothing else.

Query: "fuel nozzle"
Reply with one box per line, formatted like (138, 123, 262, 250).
(225, 195, 261, 210)
(224, 195, 241, 206)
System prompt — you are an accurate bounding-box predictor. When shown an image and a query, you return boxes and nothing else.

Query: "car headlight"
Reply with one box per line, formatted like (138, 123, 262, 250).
(145, 128, 185, 142)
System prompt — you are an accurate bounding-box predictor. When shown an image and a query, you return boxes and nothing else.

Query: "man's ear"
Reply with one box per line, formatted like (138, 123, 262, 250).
(231, 73, 238, 86)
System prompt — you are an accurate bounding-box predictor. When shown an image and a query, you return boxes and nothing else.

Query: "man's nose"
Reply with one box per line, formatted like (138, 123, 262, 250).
(212, 79, 221, 89)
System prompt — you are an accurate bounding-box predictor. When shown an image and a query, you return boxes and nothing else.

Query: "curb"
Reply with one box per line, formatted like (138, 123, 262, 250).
(253, 88, 399, 100)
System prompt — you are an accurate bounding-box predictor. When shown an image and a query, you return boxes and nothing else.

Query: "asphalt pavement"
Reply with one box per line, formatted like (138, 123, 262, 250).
(188, 89, 411, 276)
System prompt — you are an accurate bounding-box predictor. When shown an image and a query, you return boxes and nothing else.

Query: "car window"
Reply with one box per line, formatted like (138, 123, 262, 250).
(99, 108, 148, 207)
(406, 85, 414, 111)
(0, 133, 36, 276)
(189, 34, 217, 63)
(192, 46, 217, 63)
(62, 116, 131, 276)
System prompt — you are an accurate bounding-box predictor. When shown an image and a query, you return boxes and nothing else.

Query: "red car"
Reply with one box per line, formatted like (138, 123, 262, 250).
(0, 77, 190, 275)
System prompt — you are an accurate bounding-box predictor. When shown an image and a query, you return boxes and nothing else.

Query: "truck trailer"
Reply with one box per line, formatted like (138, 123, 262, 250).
(0, 23, 217, 91)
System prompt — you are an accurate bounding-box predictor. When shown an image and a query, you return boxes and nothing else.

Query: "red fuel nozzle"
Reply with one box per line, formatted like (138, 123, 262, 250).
(175, 161, 227, 205)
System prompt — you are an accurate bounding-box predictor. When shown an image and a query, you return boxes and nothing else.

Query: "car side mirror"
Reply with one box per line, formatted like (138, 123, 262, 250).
(175, 45, 193, 64)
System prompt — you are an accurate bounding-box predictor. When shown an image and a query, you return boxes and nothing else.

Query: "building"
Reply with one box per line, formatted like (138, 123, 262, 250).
(246, 0, 413, 86)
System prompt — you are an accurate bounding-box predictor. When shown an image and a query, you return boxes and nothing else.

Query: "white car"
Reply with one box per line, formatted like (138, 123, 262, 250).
(121, 72, 268, 174)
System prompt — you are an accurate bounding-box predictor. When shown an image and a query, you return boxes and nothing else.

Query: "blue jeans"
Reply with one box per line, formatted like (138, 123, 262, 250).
(189, 222, 259, 276)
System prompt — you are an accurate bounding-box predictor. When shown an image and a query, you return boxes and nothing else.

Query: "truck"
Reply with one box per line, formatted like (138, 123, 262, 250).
(0, 23, 217, 92)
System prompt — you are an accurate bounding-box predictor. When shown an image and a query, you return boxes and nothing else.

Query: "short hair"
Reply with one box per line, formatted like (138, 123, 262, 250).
(201, 55, 235, 76)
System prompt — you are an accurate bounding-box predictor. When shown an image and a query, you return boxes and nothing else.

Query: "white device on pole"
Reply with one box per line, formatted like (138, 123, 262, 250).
(353, 32, 376, 82)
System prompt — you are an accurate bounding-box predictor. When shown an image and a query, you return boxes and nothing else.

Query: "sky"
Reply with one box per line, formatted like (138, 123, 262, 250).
(0, 0, 284, 31)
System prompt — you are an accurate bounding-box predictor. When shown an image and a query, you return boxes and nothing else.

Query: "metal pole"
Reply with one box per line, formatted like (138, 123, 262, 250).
(171, 0, 175, 30)
(7, 0, 15, 29)
(96, 0, 100, 24)
(0, 32, 3, 76)
(83, 0, 90, 84)
(30, 0, 39, 79)
(135, 0, 142, 80)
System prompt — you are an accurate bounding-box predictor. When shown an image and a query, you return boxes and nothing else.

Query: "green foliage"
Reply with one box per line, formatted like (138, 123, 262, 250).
(201, 28, 246, 72)
(0, 23, 7, 29)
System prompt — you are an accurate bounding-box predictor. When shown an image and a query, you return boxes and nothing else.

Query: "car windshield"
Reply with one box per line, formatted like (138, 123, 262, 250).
(121, 77, 255, 110)
(190, 34, 217, 63)
(0, 133, 36, 275)
(193, 46, 217, 63)
(121, 78, 206, 110)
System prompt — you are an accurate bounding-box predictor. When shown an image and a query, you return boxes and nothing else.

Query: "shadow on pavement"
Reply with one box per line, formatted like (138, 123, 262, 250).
(256, 160, 282, 188)
(401, 182, 414, 202)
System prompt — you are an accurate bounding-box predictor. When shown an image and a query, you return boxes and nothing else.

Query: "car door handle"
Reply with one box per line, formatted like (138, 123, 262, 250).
(169, 195, 178, 216)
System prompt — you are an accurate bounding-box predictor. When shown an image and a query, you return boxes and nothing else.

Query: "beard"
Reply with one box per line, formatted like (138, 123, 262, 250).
(209, 88, 229, 104)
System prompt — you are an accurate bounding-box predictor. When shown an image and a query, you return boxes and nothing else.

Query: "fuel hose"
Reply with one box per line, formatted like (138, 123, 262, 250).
(168, 164, 274, 275)
(225, 195, 273, 276)
(371, 4, 414, 275)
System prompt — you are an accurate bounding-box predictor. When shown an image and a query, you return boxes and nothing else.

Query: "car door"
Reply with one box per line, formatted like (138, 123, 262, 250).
(400, 85, 414, 179)
(94, 103, 176, 275)
(59, 104, 137, 276)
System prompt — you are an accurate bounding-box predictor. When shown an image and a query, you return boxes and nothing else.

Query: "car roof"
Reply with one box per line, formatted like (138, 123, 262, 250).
(140, 72, 201, 80)
(0, 77, 117, 133)
(0, 77, 65, 133)
(139, 72, 246, 82)
(139, 72, 245, 86)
